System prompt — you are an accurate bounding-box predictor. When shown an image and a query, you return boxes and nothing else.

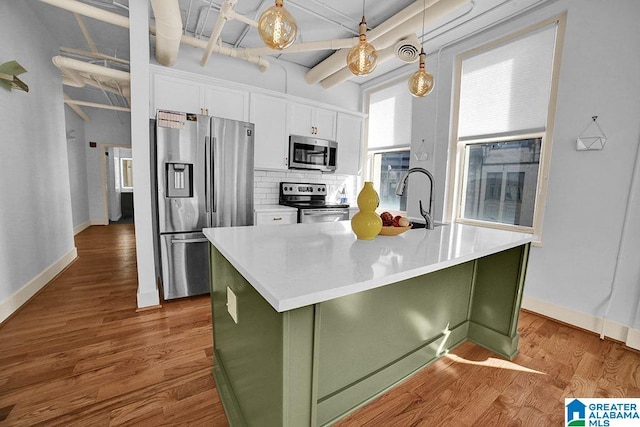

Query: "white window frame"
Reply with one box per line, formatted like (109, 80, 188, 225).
(445, 14, 566, 244)
(120, 157, 134, 190)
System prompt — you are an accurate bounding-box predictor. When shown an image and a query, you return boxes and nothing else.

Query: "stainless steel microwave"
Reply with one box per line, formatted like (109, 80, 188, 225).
(288, 135, 337, 172)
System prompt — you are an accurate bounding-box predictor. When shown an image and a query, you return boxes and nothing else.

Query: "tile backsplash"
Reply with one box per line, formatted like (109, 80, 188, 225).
(254, 169, 360, 206)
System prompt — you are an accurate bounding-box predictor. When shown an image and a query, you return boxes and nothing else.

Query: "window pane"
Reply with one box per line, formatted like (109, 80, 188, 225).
(462, 139, 541, 227)
(372, 150, 410, 211)
(121, 158, 134, 188)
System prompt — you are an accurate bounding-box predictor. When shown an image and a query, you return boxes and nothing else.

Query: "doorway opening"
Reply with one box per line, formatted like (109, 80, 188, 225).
(101, 144, 134, 225)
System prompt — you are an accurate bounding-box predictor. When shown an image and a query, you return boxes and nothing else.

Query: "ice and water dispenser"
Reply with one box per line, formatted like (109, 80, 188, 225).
(166, 163, 193, 198)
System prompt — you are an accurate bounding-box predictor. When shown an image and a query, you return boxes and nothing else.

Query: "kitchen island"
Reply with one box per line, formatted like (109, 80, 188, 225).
(203, 221, 532, 426)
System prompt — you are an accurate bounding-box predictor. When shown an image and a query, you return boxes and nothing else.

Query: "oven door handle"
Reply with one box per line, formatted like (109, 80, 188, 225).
(302, 209, 348, 215)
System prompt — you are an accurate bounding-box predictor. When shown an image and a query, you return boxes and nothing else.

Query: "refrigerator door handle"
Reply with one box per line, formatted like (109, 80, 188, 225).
(205, 136, 212, 219)
(212, 136, 217, 214)
(171, 237, 210, 244)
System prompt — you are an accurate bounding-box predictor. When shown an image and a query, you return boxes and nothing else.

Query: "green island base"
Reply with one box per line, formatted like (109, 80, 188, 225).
(209, 243, 530, 426)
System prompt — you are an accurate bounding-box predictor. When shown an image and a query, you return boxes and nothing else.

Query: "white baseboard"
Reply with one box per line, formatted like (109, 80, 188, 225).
(0, 247, 78, 324)
(73, 220, 91, 235)
(137, 288, 160, 309)
(626, 328, 640, 350)
(522, 295, 640, 351)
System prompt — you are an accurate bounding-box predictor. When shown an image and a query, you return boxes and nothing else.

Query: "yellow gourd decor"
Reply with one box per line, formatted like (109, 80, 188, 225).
(351, 182, 382, 240)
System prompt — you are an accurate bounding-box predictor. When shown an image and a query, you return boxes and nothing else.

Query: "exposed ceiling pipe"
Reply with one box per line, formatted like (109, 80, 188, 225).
(39, 0, 129, 28)
(316, 0, 468, 88)
(40, 0, 269, 72)
(52, 55, 131, 99)
(53, 56, 130, 83)
(201, 0, 238, 66)
(74, 13, 99, 53)
(198, 0, 218, 39)
(318, 34, 415, 89)
(227, 8, 258, 27)
(233, 0, 277, 48)
(64, 93, 90, 121)
(178, 32, 271, 72)
(184, 0, 194, 35)
(238, 37, 355, 58)
(64, 98, 131, 112)
(306, 0, 456, 86)
(60, 46, 130, 66)
(150, 0, 184, 67)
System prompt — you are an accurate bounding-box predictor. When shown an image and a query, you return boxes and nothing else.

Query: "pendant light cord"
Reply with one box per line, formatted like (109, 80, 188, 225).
(421, 0, 426, 47)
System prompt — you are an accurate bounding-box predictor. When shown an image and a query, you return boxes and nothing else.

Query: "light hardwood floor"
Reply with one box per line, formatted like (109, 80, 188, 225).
(1, 224, 639, 426)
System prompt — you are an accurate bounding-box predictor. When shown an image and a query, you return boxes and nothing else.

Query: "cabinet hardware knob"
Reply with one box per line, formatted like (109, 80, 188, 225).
(273, 217, 283, 221)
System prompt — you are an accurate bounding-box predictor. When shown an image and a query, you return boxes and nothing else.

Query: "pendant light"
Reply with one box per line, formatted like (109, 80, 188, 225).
(408, 0, 434, 97)
(258, 0, 297, 50)
(347, 0, 377, 76)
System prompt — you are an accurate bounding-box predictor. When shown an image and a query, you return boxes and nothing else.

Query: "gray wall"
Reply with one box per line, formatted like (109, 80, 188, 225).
(64, 106, 89, 231)
(367, 0, 640, 330)
(84, 110, 131, 223)
(0, 2, 75, 307)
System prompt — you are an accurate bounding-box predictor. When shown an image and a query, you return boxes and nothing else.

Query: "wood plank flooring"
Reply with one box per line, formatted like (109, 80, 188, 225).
(0, 225, 226, 426)
(1, 224, 639, 426)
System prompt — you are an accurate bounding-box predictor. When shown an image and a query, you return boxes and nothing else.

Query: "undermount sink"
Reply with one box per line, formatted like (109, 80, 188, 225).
(411, 221, 448, 229)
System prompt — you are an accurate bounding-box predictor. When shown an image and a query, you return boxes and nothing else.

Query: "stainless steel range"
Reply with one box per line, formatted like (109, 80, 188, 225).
(279, 182, 349, 224)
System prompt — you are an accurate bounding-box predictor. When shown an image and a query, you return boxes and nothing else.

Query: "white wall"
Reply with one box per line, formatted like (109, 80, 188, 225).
(0, 2, 76, 321)
(368, 0, 640, 336)
(64, 106, 90, 232)
(84, 110, 131, 224)
(525, 0, 640, 331)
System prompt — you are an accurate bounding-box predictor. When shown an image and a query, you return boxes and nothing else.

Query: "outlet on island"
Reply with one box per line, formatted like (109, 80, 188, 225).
(226, 286, 238, 324)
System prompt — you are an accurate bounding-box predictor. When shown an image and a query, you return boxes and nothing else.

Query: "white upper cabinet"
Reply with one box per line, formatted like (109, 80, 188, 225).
(335, 113, 364, 176)
(288, 102, 336, 140)
(204, 86, 249, 122)
(152, 73, 204, 116)
(150, 66, 363, 176)
(250, 93, 289, 170)
(151, 71, 249, 121)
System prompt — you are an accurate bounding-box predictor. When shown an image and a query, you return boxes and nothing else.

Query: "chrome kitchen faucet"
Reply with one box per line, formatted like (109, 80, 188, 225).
(396, 167, 435, 230)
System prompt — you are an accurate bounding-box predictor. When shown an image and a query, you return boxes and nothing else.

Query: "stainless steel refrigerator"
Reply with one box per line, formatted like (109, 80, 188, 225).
(153, 111, 254, 300)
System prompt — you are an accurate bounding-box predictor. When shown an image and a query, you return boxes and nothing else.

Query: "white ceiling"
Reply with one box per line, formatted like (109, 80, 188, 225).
(26, 0, 552, 109)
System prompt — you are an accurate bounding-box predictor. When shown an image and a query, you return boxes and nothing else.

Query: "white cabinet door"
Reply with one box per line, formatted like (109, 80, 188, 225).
(335, 113, 364, 175)
(205, 86, 249, 122)
(250, 93, 289, 170)
(288, 102, 336, 139)
(288, 103, 314, 136)
(152, 73, 205, 116)
(255, 211, 298, 225)
(313, 107, 337, 140)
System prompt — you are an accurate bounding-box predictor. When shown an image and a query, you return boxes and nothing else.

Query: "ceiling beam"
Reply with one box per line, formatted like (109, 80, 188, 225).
(63, 93, 90, 121)
(64, 98, 131, 112)
(60, 47, 130, 66)
(74, 13, 98, 53)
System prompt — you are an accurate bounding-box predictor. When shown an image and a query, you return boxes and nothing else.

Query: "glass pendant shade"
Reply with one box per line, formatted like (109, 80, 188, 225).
(347, 20, 377, 76)
(258, 0, 297, 50)
(408, 49, 434, 97)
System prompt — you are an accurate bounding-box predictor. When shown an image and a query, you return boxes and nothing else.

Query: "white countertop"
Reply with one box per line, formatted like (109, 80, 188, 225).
(204, 221, 533, 312)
